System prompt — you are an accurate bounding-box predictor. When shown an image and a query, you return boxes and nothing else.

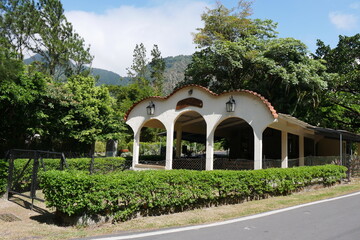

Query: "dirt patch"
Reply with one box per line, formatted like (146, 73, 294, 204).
(0, 193, 68, 240)
(0, 213, 22, 222)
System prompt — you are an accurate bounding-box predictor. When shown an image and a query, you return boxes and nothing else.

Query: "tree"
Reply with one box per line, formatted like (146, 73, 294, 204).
(127, 43, 149, 87)
(149, 44, 165, 95)
(193, 1, 277, 48)
(107, 83, 154, 148)
(0, 46, 48, 154)
(0, 0, 93, 79)
(32, 0, 93, 78)
(26, 75, 125, 153)
(182, 1, 328, 123)
(0, 45, 123, 154)
(0, 0, 38, 60)
(313, 35, 360, 132)
(63, 76, 123, 149)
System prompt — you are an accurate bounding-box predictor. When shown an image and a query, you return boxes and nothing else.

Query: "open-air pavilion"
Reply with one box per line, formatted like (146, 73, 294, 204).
(125, 85, 360, 171)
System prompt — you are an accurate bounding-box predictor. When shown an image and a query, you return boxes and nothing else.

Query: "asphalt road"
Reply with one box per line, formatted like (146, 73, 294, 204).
(91, 191, 360, 240)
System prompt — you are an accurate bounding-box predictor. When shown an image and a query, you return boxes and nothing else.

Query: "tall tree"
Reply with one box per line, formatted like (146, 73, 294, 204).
(31, 0, 93, 78)
(313, 35, 360, 132)
(193, 0, 277, 47)
(149, 44, 165, 95)
(0, 0, 37, 60)
(182, 1, 328, 123)
(127, 43, 149, 87)
(0, 0, 93, 79)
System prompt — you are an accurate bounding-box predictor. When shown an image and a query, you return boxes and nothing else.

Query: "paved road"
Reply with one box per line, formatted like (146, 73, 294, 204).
(91, 191, 360, 240)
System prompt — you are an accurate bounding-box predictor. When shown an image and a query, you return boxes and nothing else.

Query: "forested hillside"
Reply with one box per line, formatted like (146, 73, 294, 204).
(24, 54, 191, 88)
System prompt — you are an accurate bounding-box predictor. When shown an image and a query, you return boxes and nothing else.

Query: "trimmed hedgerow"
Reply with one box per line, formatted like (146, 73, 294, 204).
(0, 157, 128, 194)
(40, 165, 346, 222)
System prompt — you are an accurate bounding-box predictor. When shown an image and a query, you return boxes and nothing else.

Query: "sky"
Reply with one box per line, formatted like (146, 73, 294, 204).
(60, 0, 360, 76)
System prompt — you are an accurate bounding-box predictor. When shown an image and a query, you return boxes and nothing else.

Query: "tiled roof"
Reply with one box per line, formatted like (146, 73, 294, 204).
(124, 84, 278, 121)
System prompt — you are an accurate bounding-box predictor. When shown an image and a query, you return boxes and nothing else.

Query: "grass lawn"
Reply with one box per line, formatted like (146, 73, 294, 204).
(0, 179, 359, 240)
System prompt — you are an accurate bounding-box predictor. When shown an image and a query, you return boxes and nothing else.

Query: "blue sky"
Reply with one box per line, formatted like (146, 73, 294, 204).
(60, 0, 360, 75)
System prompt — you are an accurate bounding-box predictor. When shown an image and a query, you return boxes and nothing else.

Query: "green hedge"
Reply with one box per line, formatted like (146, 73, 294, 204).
(40, 165, 346, 222)
(0, 159, 8, 194)
(0, 157, 128, 195)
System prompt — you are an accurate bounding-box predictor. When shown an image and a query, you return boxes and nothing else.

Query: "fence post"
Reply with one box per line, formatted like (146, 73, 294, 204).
(30, 151, 40, 209)
(347, 156, 351, 182)
(5, 151, 14, 200)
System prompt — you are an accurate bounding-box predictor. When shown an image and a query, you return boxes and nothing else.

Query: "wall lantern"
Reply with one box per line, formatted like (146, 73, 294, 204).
(146, 101, 155, 115)
(226, 96, 236, 112)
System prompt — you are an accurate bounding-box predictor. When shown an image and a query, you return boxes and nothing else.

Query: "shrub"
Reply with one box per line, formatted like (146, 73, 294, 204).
(40, 165, 347, 223)
(0, 159, 8, 195)
(2, 157, 128, 193)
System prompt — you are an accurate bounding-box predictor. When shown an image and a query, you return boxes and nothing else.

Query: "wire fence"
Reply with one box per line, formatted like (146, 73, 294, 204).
(173, 158, 205, 170)
(214, 158, 254, 170)
(3, 149, 133, 208)
(5, 149, 67, 209)
(139, 160, 166, 166)
(137, 154, 360, 175)
(349, 155, 360, 177)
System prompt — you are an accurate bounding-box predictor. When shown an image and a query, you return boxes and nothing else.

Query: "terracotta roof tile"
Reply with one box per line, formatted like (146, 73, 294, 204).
(124, 85, 278, 121)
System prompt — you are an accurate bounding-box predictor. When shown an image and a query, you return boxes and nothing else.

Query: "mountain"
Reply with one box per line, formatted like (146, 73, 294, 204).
(91, 68, 129, 86)
(163, 55, 192, 94)
(24, 53, 45, 64)
(24, 54, 192, 89)
(24, 54, 126, 86)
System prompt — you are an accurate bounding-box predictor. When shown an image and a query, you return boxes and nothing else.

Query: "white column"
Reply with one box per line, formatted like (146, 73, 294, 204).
(132, 129, 140, 169)
(299, 135, 304, 166)
(165, 124, 174, 170)
(206, 129, 214, 170)
(254, 130, 263, 170)
(176, 128, 182, 158)
(281, 131, 288, 168)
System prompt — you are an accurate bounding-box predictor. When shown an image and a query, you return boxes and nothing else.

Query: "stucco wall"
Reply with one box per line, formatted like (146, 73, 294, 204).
(125, 85, 278, 170)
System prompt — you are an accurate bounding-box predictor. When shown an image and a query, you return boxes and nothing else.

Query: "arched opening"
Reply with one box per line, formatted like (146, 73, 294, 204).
(173, 111, 206, 170)
(139, 119, 166, 167)
(213, 117, 254, 170)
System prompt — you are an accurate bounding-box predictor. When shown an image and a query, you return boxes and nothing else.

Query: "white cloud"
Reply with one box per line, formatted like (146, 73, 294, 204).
(66, 1, 208, 76)
(329, 12, 358, 31)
